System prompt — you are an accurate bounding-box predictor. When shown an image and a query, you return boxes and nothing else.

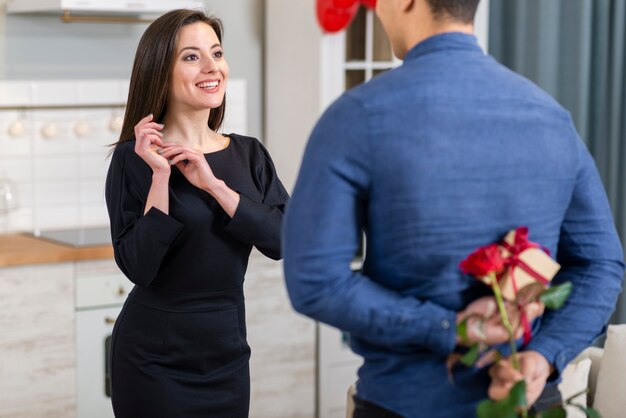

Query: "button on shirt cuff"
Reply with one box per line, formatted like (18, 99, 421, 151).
(424, 309, 457, 355)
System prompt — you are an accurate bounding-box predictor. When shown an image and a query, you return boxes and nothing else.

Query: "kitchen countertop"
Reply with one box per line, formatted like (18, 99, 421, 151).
(0, 234, 113, 267)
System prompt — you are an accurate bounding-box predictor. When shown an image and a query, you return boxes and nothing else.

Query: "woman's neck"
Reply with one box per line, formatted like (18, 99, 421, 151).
(160, 109, 224, 153)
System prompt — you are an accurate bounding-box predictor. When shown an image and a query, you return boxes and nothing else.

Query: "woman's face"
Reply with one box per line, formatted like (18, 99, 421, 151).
(169, 22, 229, 112)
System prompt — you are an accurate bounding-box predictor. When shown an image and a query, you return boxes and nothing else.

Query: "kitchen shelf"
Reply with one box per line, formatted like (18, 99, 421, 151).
(0, 103, 125, 111)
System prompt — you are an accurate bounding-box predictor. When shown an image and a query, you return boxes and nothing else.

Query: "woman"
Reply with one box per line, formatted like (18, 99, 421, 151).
(105, 9, 288, 418)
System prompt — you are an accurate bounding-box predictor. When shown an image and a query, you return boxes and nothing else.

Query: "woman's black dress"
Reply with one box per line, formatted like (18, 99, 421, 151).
(105, 134, 288, 418)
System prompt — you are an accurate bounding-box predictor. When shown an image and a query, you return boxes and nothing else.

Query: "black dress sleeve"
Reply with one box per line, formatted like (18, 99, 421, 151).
(223, 140, 289, 260)
(105, 143, 184, 286)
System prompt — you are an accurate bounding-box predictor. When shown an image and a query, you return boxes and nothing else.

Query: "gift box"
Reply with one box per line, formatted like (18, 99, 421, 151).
(498, 228, 561, 302)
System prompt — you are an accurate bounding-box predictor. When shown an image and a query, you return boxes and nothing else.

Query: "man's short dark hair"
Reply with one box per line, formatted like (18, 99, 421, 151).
(425, 0, 480, 23)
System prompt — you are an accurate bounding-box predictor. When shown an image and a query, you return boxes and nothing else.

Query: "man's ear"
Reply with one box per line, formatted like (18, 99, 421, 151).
(400, 0, 415, 12)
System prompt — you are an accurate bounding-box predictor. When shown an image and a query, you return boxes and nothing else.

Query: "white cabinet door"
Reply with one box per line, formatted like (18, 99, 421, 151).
(0, 262, 76, 418)
(75, 306, 120, 418)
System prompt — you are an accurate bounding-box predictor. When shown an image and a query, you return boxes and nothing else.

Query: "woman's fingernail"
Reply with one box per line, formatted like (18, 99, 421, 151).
(158, 124, 165, 129)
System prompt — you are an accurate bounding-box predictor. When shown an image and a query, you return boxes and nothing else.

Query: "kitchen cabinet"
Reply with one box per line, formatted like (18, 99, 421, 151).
(0, 262, 76, 418)
(0, 239, 315, 418)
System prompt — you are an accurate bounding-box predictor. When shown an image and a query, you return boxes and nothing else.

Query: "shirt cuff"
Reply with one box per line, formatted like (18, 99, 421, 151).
(142, 206, 184, 244)
(223, 193, 261, 243)
(424, 306, 458, 355)
(525, 339, 572, 379)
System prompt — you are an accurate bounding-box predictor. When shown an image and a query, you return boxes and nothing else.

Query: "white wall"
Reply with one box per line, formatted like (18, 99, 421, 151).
(475, 0, 490, 52)
(0, 0, 264, 139)
(204, 0, 264, 140)
(265, 0, 322, 193)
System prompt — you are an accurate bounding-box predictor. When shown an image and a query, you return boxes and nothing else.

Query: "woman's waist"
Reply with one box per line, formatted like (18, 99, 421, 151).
(129, 284, 244, 312)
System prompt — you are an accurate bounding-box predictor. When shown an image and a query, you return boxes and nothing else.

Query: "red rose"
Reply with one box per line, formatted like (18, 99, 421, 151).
(459, 244, 506, 278)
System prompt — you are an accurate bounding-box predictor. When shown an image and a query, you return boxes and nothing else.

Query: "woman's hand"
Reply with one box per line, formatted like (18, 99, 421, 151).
(134, 114, 169, 174)
(158, 144, 218, 192)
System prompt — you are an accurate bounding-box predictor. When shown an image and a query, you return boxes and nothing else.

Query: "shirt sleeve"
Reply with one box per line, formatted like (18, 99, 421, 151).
(105, 144, 184, 286)
(525, 133, 624, 375)
(223, 140, 289, 260)
(283, 94, 457, 355)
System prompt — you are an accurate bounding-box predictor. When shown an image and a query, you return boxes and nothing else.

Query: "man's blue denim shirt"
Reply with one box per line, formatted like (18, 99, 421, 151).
(283, 33, 624, 417)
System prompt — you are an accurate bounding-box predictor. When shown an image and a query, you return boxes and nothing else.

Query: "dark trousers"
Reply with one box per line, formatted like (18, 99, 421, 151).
(352, 385, 561, 418)
(353, 397, 404, 418)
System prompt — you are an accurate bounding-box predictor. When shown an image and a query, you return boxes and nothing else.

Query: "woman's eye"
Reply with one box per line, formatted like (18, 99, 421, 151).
(184, 54, 199, 61)
(213, 51, 223, 59)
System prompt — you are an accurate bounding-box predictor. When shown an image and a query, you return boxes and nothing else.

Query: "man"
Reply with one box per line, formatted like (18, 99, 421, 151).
(283, 0, 624, 417)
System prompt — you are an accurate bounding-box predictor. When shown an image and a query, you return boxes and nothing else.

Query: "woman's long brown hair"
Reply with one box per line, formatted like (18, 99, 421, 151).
(114, 9, 226, 147)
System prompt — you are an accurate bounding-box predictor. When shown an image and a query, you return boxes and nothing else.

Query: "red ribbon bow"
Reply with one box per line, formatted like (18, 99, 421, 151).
(500, 227, 550, 345)
(316, 0, 377, 33)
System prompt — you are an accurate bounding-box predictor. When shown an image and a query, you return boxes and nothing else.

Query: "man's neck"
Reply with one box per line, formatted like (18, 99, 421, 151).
(405, 20, 474, 54)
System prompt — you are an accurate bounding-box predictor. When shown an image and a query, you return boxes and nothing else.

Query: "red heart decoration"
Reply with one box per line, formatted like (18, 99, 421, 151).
(317, 0, 360, 33)
(333, 0, 358, 7)
(359, 0, 377, 9)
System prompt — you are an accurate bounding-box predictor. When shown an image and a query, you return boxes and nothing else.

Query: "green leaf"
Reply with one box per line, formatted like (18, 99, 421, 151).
(460, 343, 481, 366)
(571, 404, 601, 418)
(476, 381, 527, 418)
(540, 282, 572, 309)
(476, 399, 520, 418)
(510, 381, 527, 408)
(537, 406, 567, 418)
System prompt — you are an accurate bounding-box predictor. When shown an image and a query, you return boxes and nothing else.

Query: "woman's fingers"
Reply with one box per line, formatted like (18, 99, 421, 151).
(136, 113, 154, 126)
(159, 146, 200, 160)
(147, 134, 164, 148)
(139, 127, 164, 139)
(134, 114, 164, 143)
(168, 152, 194, 166)
(157, 146, 186, 159)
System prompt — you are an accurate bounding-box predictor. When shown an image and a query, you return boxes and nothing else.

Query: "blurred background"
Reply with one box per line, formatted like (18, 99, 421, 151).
(0, 0, 623, 417)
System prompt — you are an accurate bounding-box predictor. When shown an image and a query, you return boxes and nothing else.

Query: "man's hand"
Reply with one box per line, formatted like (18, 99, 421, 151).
(488, 351, 552, 407)
(456, 296, 544, 346)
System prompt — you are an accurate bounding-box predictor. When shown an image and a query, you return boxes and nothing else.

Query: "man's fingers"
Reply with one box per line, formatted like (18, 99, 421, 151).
(459, 297, 497, 322)
(524, 301, 545, 322)
(475, 349, 499, 368)
(489, 360, 523, 382)
(488, 380, 519, 401)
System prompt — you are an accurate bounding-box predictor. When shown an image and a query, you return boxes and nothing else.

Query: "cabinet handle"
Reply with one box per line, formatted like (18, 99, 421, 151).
(117, 286, 126, 297)
(105, 317, 117, 325)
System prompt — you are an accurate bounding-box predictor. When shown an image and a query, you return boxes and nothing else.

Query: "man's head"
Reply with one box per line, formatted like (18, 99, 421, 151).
(376, 0, 480, 59)
(424, 0, 480, 23)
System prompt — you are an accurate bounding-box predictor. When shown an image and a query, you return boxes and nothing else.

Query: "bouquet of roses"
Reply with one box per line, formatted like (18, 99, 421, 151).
(454, 227, 599, 418)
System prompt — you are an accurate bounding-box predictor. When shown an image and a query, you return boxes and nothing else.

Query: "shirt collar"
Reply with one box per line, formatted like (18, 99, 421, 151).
(403, 32, 482, 62)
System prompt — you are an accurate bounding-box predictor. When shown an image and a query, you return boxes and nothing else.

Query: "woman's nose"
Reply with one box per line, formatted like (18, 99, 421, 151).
(202, 57, 218, 73)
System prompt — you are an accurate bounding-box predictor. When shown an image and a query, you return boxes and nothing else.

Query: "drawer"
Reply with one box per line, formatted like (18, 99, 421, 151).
(75, 273, 134, 309)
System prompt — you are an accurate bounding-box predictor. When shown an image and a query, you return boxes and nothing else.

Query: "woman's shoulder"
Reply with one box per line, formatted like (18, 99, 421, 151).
(227, 133, 270, 158)
(110, 140, 150, 178)
(228, 133, 261, 147)
(111, 140, 136, 162)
